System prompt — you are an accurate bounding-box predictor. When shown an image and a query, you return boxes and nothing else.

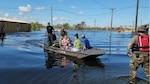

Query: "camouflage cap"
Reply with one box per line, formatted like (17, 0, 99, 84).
(137, 26, 146, 32)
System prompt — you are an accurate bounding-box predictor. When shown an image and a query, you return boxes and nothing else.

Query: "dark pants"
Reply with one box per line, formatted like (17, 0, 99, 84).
(48, 33, 53, 46)
(0, 32, 5, 41)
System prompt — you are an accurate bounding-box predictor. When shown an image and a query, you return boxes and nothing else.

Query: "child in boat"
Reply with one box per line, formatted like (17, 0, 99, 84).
(61, 35, 68, 50)
(67, 37, 73, 51)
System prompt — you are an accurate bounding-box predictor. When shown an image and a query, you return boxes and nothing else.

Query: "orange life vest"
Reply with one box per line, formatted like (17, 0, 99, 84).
(138, 35, 149, 52)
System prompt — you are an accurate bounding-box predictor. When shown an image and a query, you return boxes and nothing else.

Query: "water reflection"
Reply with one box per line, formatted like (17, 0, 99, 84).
(45, 50, 105, 78)
(45, 52, 57, 69)
(45, 51, 71, 69)
(45, 51, 104, 67)
(0, 41, 4, 46)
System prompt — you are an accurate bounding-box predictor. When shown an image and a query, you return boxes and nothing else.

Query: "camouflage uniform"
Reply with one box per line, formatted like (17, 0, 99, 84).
(129, 52, 149, 84)
(127, 26, 150, 84)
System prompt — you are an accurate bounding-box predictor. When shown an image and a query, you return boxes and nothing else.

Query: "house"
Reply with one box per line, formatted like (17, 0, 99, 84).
(0, 19, 31, 33)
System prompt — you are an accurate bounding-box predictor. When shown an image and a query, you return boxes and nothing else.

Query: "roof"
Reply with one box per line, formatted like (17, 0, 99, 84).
(0, 18, 29, 24)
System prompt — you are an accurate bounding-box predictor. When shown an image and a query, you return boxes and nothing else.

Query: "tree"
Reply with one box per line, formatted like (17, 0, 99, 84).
(30, 22, 43, 31)
(74, 21, 86, 30)
(62, 23, 70, 30)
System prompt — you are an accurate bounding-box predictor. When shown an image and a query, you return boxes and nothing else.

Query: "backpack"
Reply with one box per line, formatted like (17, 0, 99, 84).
(53, 34, 56, 40)
(138, 35, 149, 52)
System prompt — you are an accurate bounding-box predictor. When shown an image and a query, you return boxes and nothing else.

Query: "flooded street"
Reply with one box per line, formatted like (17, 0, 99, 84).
(0, 29, 148, 84)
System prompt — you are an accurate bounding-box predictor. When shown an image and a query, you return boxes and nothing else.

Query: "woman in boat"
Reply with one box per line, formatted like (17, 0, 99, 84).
(61, 35, 68, 50)
(71, 33, 82, 52)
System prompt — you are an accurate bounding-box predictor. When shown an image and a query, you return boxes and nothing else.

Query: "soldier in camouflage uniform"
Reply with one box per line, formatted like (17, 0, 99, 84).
(127, 25, 149, 84)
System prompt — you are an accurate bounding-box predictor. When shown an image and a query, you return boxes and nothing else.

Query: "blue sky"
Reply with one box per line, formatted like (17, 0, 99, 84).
(0, 0, 149, 27)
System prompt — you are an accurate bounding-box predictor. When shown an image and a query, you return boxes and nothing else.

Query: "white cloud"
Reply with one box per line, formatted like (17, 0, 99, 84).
(12, 17, 17, 19)
(35, 7, 45, 10)
(23, 17, 27, 20)
(12, 17, 27, 22)
(53, 16, 69, 21)
(61, 17, 69, 20)
(78, 11, 83, 15)
(71, 5, 76, 9)
(53, 16, 58, 21)
(19, 4, 32, 12)
(4, 13, 9, 17)
(19, 12, 24, 16)
(29, 16, 38, 22)
(41, 21, 47, 26)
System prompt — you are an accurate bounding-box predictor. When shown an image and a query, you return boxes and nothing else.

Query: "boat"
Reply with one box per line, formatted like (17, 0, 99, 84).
(35, 42, 106, 59)
(45, 51, 104, 69)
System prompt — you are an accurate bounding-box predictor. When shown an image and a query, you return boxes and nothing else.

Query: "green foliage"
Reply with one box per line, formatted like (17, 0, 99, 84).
(53, 21, 135, 32)
(62, 23, 70, 30)
(30, 22, 45, 31)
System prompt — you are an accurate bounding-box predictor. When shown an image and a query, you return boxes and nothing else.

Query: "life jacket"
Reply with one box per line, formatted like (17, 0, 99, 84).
(138, 35, 149, 52)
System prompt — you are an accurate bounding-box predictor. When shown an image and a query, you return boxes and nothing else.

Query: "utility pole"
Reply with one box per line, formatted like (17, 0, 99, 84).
(94, 19, 96, 28)
(51, 6, 53, 25)
(133, 20, 134, 28)
(110, 8, 115, 30)
(135, 0, 139, 32)
(109, 8, 115, 56)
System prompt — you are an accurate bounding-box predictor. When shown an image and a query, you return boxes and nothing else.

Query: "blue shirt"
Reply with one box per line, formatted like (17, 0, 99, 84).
(82, 38, 91, 49)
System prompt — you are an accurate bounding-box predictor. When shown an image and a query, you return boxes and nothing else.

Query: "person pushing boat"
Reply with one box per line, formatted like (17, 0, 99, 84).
(46, 22, 55, 46)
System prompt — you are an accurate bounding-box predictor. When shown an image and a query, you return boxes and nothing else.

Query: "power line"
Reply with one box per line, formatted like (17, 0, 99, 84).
(0, 6, 149, 17)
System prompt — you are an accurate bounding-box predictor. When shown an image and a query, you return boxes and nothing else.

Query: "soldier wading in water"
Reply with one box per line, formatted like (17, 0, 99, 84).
(127, 24, 149, 84)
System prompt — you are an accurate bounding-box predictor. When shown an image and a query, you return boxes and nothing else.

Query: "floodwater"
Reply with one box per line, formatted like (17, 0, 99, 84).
(0, 29, 149, 84)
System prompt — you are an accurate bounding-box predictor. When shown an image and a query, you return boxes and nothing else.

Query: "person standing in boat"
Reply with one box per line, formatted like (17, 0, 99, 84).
(71, 33, 82, 52)
(46, 22, 55, 46)
(81, 34, 91, 52)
